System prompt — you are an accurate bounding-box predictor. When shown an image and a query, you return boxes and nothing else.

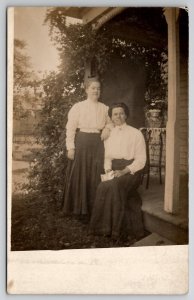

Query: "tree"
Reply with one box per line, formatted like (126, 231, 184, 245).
(14, 39, 31, 86)
(13, 39, 41, 119)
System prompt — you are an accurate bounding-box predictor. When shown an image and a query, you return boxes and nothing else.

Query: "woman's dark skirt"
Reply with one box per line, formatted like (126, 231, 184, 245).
(62, 131, 104, 216)
(89, 159, 144, 238)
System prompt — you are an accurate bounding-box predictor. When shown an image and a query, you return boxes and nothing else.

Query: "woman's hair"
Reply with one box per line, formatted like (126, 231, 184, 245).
(108, 102, 130, 118)
(84, 77, 101, 90)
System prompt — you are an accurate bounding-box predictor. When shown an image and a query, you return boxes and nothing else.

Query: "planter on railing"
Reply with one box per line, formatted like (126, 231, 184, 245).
(145, 109, 163, 128)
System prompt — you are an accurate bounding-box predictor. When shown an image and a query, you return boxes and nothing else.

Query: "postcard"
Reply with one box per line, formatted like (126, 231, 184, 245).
(7, 6, 188, 294)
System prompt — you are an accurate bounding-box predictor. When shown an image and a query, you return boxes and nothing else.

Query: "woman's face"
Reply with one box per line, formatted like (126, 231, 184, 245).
(86, 81, 101, 101)
(111, 107, 127, 126)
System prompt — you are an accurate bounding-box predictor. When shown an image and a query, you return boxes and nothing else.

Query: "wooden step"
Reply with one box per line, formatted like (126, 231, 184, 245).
(142, 210, 188, 244)
(139, 180, 188, 245)
(131, 232, 175, 247)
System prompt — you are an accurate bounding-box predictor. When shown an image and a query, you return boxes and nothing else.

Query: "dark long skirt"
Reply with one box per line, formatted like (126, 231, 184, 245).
(89, 159, 144, 238)
(62, 131, 104, 216)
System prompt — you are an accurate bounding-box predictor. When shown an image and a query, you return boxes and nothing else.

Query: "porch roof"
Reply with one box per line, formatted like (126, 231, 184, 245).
(63, 7, 113, 23)
(63, 7, 167, 49)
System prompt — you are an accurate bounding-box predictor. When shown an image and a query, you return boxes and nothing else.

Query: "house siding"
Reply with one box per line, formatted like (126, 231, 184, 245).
(179, 57, 188, 175)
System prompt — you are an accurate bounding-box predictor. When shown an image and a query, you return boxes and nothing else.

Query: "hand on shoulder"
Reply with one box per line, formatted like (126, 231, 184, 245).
(101, 127, 111, 141)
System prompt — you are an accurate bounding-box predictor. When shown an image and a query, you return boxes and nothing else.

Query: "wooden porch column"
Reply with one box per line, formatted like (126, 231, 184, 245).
(163, 8, 180, 213)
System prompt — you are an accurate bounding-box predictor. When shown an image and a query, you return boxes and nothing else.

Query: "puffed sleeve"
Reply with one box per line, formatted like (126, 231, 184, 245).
(103, 139, 112, 172)
(66, 103, 79, 150)
(104, 157, 112, 172)
(127, 131, 146, 174)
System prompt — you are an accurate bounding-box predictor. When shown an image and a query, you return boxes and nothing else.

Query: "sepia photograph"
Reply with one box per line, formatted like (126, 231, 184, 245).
(7, 6, 189, 294)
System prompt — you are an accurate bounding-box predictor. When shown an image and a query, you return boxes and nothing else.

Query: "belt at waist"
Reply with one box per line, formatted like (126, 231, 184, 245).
(112, 159, 134, 171)
(79, 128, 101, 133)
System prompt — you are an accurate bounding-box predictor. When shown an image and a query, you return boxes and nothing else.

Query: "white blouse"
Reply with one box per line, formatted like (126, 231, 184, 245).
(66, 99, 110, 150)
(104, 123, 146, 174)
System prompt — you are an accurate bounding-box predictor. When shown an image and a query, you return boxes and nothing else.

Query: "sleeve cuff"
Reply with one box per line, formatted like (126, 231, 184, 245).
(104, 160, 112, 172)
(66, 144, 75, 151)
(126, 165, 135, 175)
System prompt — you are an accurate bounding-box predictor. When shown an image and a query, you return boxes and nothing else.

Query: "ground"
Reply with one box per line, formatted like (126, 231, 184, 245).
(11, 154, 150, 251)
(11, 194, 147, 251)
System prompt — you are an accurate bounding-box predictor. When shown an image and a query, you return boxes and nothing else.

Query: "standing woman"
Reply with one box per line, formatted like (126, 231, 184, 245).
(62, 78, 111, 221)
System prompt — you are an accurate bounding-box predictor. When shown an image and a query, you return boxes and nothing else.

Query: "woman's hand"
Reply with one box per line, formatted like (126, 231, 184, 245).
(114, 167, 130, 178)
(105, 169, 112, 174)
(67, 149, 75, 160)
(101, 127, 111, 141)
(113, 170, 124, 178)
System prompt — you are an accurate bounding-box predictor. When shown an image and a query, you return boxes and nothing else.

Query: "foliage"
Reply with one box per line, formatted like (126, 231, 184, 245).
(144, 98, 167, 112)
(13, 39, 42, 120)
(26, 72, 69, 201)
(14, 39, 32, 86)
(144, 51, 168, 112)
(26, 8, 167, 201)
(44, 8, 115, 78)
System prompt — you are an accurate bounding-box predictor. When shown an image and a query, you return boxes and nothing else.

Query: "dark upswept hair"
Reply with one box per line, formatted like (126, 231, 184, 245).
(108, 102, 130, 118)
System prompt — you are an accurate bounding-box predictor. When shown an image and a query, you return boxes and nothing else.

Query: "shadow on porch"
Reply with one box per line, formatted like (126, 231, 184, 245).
(138, 175, 188, 246)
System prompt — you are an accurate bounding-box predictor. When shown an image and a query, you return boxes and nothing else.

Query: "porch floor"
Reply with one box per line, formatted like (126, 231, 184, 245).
(139, 176, 188, 231)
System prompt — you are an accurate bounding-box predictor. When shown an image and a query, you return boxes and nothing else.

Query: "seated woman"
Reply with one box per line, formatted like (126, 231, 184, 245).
(89, 103, 146, 240)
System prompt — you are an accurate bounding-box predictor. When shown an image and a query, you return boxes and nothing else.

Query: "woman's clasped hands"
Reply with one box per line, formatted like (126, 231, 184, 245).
(106, 167, 130, 178)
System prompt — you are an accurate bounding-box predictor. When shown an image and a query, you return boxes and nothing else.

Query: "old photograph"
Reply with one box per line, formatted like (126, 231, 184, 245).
(7, 6, 189, 294)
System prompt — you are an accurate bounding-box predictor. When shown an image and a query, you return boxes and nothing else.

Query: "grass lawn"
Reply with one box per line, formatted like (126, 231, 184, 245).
(11, 194, 147, 251)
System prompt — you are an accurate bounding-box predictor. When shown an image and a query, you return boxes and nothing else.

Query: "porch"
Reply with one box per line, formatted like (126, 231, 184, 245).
(139, 175, 188, 245)
(65, 6, 188, 244)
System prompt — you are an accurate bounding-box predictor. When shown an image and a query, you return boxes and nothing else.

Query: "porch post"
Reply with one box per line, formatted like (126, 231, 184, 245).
(163, 8, 180, 213)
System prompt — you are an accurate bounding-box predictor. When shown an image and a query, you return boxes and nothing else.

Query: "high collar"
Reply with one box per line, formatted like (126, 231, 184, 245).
(86, 98, 99, 104)
(114, 122, 127, 130)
